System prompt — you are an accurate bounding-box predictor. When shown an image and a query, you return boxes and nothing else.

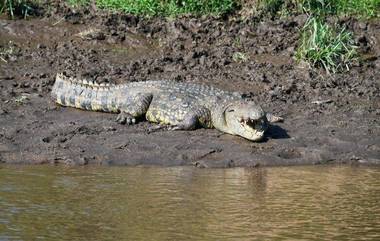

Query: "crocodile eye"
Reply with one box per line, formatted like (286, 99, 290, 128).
(227, 109, 235, 112)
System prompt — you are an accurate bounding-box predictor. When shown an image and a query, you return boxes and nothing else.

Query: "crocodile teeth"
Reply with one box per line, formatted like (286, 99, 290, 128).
(240, 118, 252, 124)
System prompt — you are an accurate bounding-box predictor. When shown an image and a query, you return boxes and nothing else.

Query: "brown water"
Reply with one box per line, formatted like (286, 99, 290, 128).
(0, 165, 379, 240)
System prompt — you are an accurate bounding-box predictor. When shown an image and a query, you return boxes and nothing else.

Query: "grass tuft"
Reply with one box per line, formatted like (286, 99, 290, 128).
(232, 52, 249, 63)
(300, 0, 380, 18)
(295, 17, 357, 73)
(258, 0, 380, 18)
(0, 0, 35, 18)
(258, 0, 372, 73)
(335, 0, 380, 18)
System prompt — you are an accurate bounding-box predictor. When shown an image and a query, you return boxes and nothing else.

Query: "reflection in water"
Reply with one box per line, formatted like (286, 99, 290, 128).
(0, 166, 379, 240)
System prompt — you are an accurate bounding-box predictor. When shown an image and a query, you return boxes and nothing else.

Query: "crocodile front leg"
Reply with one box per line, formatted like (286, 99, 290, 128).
(169, 106, 212, 130)
(116, 93, 153, 125)
(148, 106, 212, 132)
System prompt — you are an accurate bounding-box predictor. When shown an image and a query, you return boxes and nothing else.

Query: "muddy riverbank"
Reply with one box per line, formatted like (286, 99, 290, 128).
(0, 3, 379, 167)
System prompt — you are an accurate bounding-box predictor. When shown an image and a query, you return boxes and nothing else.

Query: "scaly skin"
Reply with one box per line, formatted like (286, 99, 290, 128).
(51, 73, 281, 141)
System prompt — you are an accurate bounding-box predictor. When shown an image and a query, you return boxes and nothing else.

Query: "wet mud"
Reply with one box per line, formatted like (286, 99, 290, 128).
(0, 4, 379, 167)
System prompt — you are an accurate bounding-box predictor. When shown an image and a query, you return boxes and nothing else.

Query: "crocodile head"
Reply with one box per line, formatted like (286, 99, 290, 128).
(213, 101, 268, 141)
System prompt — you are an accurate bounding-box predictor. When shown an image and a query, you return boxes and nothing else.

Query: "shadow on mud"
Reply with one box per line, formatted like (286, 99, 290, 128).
(266, 125, 290, 139)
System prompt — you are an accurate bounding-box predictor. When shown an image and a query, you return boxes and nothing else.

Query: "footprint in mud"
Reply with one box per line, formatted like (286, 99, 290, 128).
(277, 147, 334, 164)
(277, 148, 302, 159)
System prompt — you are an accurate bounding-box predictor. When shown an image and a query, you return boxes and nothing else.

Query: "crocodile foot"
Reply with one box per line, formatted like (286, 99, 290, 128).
(147, 124, 185, 133)
(116, 112, 136, 125)
(147, 124, 168, 133)
(266, 113, 284, 123)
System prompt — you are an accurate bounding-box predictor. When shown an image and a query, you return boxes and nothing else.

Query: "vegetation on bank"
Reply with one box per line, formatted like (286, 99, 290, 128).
(259, 0, 371, 72)
(0, 0, 35, 18)
(1, 0, 379, 73)
(260, 0, 380, 18)
(2, 0, 377, 18)
(295, 17, 357, 73)
(67, 0, 236, 16)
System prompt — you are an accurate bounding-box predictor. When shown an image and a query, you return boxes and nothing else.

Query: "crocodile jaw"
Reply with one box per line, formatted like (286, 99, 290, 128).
(232, 117, 267, 141)
(213, 101, 268, 141)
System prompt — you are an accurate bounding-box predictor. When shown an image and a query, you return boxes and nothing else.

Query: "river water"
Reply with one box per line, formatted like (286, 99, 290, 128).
(0, 165, 379, 240)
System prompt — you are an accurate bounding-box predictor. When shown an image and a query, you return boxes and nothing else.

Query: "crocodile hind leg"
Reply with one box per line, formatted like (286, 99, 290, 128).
(116, 93, 153, 125)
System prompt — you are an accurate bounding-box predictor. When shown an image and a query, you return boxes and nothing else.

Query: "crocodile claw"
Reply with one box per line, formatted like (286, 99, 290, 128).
(116, 112, 136, 125)
(147, 124, 190, 134)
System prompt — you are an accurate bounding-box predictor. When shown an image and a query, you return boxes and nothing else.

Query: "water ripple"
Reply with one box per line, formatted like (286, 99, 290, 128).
(0, 165, 379, 240)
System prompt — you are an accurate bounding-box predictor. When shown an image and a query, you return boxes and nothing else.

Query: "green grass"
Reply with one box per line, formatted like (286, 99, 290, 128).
(259, 0, 380, 18)
(295, 17, 357, 73)
(0, 0, 35, 18)
(68, 0, 379, 18)
(335, 0, 380, 18)
(301, 0, 380, 18)
(67, 0, 236, 16)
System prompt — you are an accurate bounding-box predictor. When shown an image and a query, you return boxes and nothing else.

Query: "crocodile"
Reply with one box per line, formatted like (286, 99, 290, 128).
(51, 73, 282, 141)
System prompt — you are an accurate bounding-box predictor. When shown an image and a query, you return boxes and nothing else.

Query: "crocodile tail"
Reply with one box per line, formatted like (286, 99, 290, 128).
(51, 73, 121, 112)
